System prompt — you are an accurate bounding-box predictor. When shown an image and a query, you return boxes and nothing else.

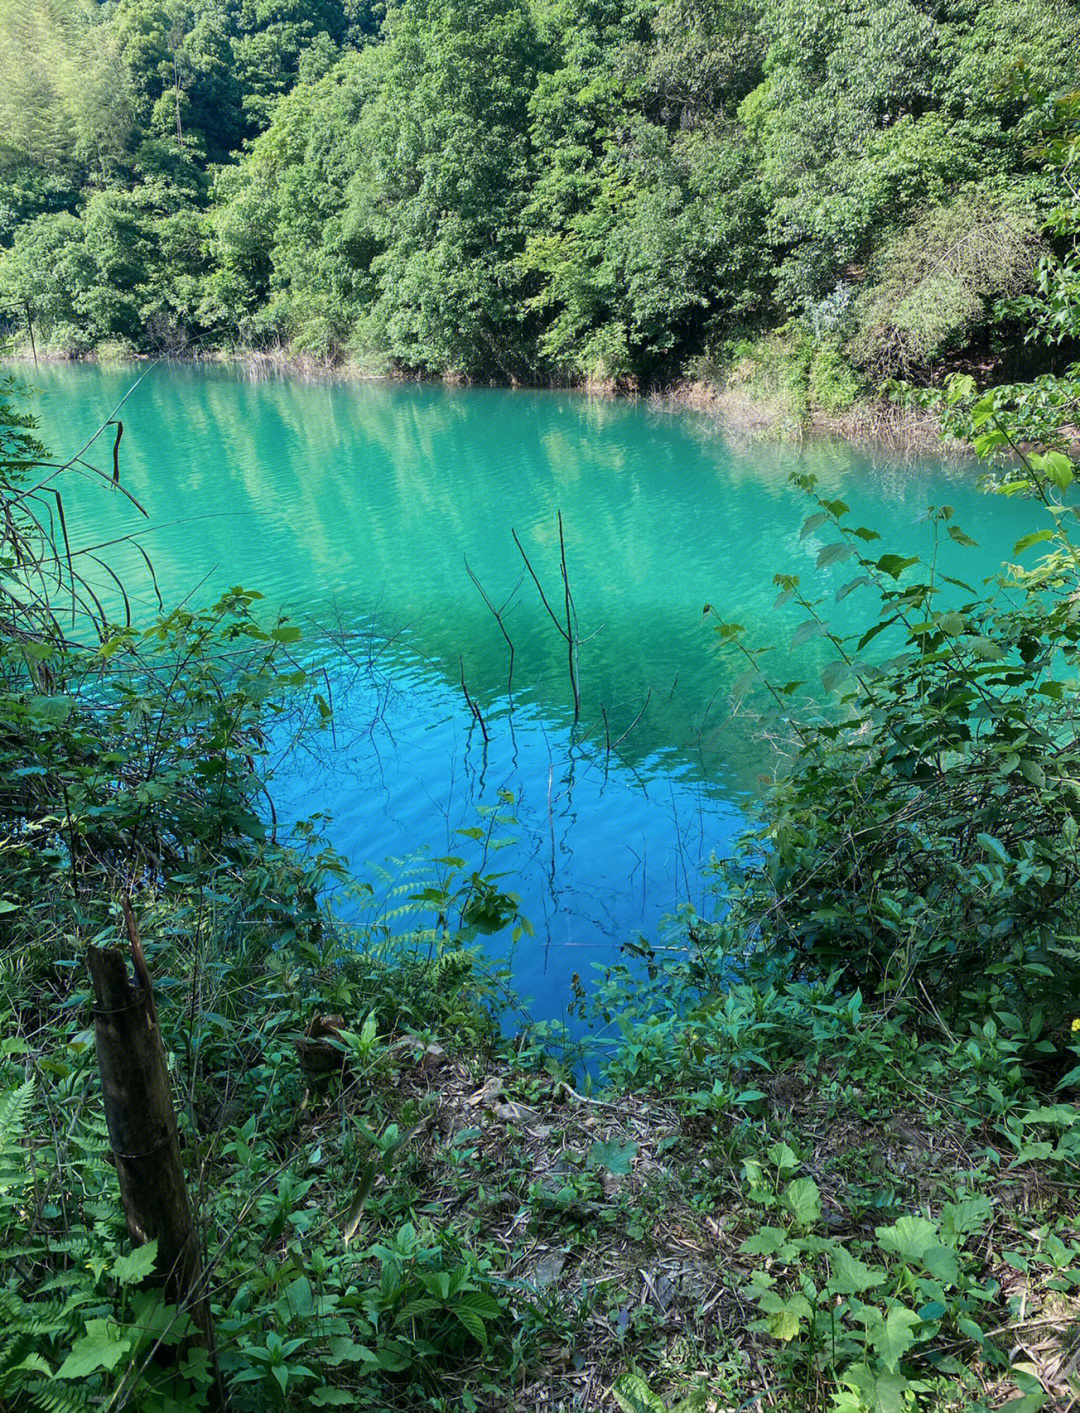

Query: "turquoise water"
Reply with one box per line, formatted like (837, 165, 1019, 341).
(21, 363, 1033, 1027)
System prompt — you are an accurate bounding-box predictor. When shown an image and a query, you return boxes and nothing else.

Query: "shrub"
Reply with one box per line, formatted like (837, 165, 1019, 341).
(849, 193, 1043, 377)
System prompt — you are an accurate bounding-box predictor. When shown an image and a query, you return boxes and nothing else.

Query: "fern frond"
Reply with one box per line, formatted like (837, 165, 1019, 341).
(0, 1081, 34, 1192)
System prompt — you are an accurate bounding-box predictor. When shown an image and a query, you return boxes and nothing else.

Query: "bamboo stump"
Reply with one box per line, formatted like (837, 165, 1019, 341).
(88, 926, 223, 1405)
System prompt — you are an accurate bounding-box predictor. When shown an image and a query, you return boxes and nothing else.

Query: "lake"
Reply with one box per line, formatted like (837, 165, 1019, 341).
(21, 362, 1034, 1031)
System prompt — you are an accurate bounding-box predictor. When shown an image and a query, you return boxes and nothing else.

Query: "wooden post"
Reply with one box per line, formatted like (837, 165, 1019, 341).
(88, 902, 224, 1405)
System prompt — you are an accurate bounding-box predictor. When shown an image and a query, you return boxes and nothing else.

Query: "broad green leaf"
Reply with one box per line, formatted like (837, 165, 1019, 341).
(875, 1216, 939, 1263)
(1013, 530, 1054, 555)
(1019, 759, 1047, 788)
(56, 1321, 132, 1379)
(829, 1245, 886, 1295)
(326, 1337, 377, 1367)
(453, 1305, 490, 1346)
(27, 694, 74, 725)
(976, 834, 1009, 865)
(613, 1371, 666, 1413)
(1041, 450, 1074, 490)
(869, 1304, 921, 1372)
(922, 1243, 959, 1285)
(876, 554, 918, 580)
(766, 1307, 804, 1341)
(1010, 1142, 1054, 1166)
(841, 1363, 910, 1413)
(940, 1196, 992, 1239)
(112, 1238, 158, 1286)
(1020, 1105, 1077, 1127)
(588, 1138, 637, 1175)
(855, 620, 894, 654)
(836, 573, 872, 601)
(822, 659, 851, 693)
(740, 1226, 789, 1256)
(782, 1177, 821, 1230)
(768, 1141, 799, 1171)
(817, 542, 853, 568)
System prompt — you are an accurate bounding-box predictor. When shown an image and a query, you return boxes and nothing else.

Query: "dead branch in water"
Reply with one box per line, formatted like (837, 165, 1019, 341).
(459, 656, 489, 743)
(464, 556, 520, 700)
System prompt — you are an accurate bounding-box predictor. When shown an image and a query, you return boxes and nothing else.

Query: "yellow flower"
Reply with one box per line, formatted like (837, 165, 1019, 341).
(1072, 1018, 1080, 1033)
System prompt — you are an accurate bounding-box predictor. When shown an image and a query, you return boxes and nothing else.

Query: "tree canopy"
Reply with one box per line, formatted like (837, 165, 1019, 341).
(1, 0, 1078, 392)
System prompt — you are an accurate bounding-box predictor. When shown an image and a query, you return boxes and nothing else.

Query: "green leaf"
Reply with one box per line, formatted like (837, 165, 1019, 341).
(1013, 530, 1054, 555)
(768, 1141, 799, 1171)
(1041, 450, 1074, 490)
(782, 1177, 821, 1230)
(56, 1320, 132, 1379)
(310, 1390, 356, 1407)
(940, 1196, 992, 1239)
(27, 694, 74, 725)
(875, 554, 918, 580)
(800, 512, 829, 540)
(977, 834, 1010, 865)
(856, 616, 898, 652)
(875, 1216, 939, 1263)
(836, 573, 872, 601)
(1019, 759, 1047, 788)
(817, 542, 853, 568)
(112, 1238, 158, 1286)
(947, 525, 978, 547)
(869, 1304, 922, 1372)
(1020, 1105, 1078, 1127)
(588, 1138, 637, 1175)
(740, 1226, 789, 1256)
(453, 1305, 490, 1346)
(922, 1243, 959, 1286)
(840, 1363, 910, 1413)
(765, 1307, 804, 1341)
(829, 1245, 885, 1295)
(760, 1291, 813, 1341)
(613, 1373, 667, 1413)
(822, 659, 851, 693)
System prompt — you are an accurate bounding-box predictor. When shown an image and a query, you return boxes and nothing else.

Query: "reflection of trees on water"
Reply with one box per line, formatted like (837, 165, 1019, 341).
(38, 362, 1023, 798)
(31, 363, 1031, 1022)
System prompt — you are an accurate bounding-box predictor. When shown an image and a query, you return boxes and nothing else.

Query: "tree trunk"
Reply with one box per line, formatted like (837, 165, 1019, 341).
(88, 909, 224, 1407)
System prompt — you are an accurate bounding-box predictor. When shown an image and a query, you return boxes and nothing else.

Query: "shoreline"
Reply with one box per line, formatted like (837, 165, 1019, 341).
(2, 344, 956, 458)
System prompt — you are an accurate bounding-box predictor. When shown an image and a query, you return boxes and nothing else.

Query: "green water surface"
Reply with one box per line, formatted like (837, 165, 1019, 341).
(20, 363, 1035, 1026)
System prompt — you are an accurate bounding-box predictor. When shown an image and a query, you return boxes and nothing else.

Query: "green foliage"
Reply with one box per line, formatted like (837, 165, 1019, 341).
(849, 193, 1043, 377)
(4, 0, 1078, 384)
(741, 1153, 998, 1411)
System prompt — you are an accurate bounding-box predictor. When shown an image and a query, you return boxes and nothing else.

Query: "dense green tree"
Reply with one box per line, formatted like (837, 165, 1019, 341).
(343, 0, 543, 375)
(201, 51, 371, 348)
(2, 0, 1080, 383)
(0, 0, 134, 212)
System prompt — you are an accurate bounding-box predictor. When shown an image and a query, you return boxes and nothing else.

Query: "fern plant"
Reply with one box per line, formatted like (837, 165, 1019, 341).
(0, 1073, 207, 1413)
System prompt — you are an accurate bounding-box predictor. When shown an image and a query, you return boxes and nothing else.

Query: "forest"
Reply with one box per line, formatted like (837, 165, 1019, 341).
(3, 2, 1080, 1412)
(2, 0, 1080, 406)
